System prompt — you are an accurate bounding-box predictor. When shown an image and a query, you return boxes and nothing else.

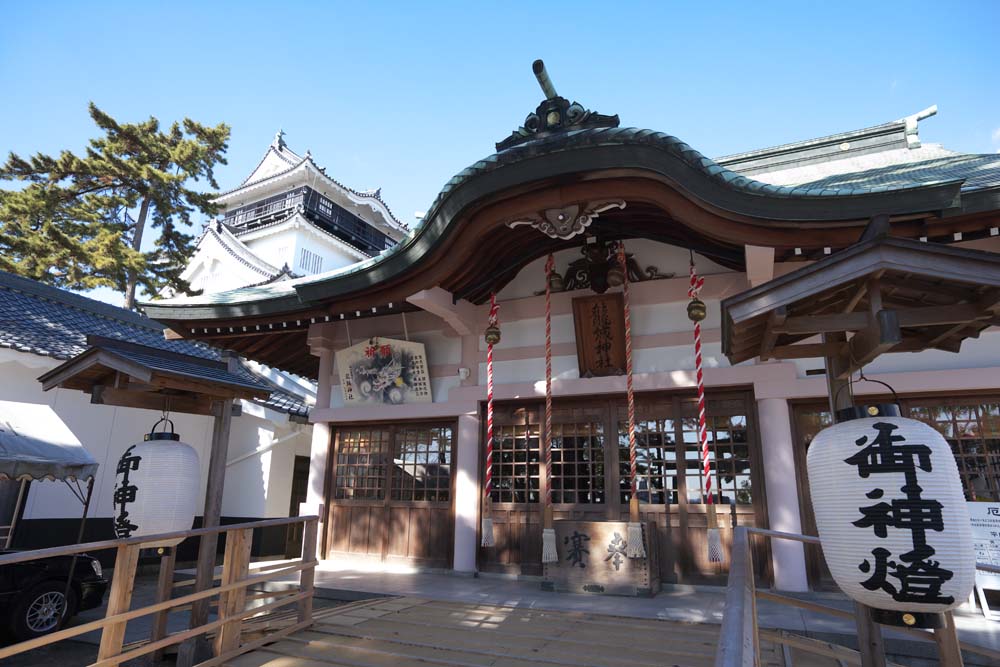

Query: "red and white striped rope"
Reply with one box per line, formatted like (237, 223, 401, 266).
(688, 262, 712, 505)
(484, 293, 499, 502)
(544, 254, 554, 508)
(618, 244, 638, 497)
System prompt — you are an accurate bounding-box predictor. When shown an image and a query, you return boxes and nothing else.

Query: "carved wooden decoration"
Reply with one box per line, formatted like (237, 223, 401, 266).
(506, 200, 626, 240)
(572, 293, 626, 377)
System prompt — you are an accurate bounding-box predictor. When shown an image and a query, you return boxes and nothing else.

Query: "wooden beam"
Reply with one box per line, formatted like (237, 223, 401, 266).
(774, 312, 868, 335)
(922, 289, 1000, 349)
(830, 310, 902, 379)
(406, 287, 479, 336)
(91, 386, 214, 416)
(767, 342, 845, 360)
(759, 306, 787, 359)
(775, 303, 999, 337)
(148, 373, 265, 401)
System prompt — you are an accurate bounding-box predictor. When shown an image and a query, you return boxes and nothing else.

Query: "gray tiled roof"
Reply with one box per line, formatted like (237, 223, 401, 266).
(0, 271, 310, 419)
(787, 154, 1000, 193)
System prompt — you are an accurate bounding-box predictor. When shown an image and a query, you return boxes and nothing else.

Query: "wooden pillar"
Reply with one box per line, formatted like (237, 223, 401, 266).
(97, 543, 141, 665)
(824, 332, 886, 667)
(178, 395, 234, 667)
(933, 612, 964, 666)
(214, 527, 254, 655)
(149, 546, 177, 662)
(298, 518, 318, 624)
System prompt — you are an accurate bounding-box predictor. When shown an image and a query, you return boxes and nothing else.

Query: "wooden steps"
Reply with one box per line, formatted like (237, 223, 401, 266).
(223, 597, 845, 667)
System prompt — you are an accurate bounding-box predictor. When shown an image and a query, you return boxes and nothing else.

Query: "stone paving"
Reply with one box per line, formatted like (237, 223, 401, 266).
(253, 558, 1000, 664)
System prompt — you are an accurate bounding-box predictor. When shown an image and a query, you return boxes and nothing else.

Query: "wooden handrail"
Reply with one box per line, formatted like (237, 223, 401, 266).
(0, 514, 318, 567)
(0, 516, 320, 667)
(744, 526, 821, 544)
(717, 527, 998, 667)
(714, 526, 757, 667)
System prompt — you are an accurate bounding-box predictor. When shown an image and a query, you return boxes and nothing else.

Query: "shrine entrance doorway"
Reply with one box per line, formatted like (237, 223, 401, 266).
(480, 390, 770, 584)
(323, 421, 456, 568)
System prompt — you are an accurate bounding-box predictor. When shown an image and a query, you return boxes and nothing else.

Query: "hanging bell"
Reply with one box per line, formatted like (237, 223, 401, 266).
(484, 325, 501, 346)
(687, 298, 707, 322)
(548, 270, 565, 292)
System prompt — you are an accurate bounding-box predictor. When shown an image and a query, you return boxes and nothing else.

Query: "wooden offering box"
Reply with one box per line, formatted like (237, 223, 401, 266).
(542, 520, 659, 597)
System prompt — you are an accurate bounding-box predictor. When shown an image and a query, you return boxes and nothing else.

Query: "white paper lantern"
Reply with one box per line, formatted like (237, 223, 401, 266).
(807, 413, 974, 617)
(112, 422, 201, 548)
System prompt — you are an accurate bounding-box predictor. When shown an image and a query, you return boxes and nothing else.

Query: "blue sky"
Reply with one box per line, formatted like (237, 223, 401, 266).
(1, 1, 998, 303)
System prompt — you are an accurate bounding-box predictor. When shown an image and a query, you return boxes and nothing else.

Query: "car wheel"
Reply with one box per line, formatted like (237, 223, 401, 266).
(9, 581, 78, 641)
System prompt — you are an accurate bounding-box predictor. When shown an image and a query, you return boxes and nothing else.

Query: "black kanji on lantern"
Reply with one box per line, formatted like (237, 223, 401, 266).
(846, 421, 954, 605)
(564, 531, 591, 569)
(113, 445, 141, 538)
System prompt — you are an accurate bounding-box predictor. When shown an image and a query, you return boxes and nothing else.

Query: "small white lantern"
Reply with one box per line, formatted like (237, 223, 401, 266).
(113, 419, 201, 548)
(807, 407, 974, 623)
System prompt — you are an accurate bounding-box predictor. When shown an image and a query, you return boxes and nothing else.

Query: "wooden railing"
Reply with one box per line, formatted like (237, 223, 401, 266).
(0, 515, 318, 667)
(715, 526, 1000, 667)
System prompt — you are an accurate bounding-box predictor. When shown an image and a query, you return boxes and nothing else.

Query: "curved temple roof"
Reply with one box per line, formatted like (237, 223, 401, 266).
(143, 69, 1000, 376)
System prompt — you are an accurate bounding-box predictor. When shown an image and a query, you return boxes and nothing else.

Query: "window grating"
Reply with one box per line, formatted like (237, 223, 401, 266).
(333, 428, 390, 500)
(618, 419, 678, 505)
(390, 426, 453, 501)
(681, 414, 752, 505)
(551, 421, 605, 504)
(490, 423, 540, 504)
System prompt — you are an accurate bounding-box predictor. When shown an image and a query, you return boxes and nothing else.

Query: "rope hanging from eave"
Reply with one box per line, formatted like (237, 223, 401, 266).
(688, 255, 723, 563)
(542, 254, 558, 563)
(481, 293, 499, 547)
(618, 242, 646, 559)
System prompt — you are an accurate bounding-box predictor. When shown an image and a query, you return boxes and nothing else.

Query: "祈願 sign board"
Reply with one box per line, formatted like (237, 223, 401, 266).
(969, 502, 1000, 589)
(337, 337, 432, 405)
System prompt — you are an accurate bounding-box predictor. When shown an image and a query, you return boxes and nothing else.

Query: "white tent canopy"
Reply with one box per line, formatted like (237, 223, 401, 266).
(0, 400, 98, 482)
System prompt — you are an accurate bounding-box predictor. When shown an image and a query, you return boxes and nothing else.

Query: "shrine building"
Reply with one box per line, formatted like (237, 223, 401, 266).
(145, 67, 1000, 592)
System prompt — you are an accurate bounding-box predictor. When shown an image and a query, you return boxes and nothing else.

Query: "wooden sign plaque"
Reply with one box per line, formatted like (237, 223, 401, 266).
(572, 293, 627, 378)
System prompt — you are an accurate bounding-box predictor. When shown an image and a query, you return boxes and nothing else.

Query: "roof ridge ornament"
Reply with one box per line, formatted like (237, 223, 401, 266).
(273, 128, 286, 149)
(496, 60, 620, 151)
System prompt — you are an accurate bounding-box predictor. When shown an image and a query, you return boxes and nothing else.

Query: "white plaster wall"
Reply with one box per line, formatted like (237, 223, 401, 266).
(184, 244, 266, 294)
(292, 233, 363, 276)
(0, 352, 292, 524)
(246, 229, 297, 270)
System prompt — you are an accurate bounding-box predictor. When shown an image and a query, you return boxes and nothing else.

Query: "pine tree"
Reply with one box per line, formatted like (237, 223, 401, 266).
(0, 103, 230, 308)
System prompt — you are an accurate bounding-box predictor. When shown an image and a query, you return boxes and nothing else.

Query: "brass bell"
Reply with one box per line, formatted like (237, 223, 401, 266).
(548, 271, 565, 292)
(687, 298, 707, 322)
(484, 325, 501, 346)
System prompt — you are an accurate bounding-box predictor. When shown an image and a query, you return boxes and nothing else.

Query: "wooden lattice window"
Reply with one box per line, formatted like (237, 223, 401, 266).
(908, 402, 1000, 501)
(796, 399, 1000, 503)
(491, 423, 540, 504)
(618, 418, 678, 505)
(390, 426, 453, 502)
(682, 413, 752, 505)
(551, 421, 605, 504)
(333, 428, 390, 500)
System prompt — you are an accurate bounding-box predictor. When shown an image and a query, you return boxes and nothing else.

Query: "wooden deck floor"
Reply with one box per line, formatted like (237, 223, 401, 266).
(226, 597, 843, 667)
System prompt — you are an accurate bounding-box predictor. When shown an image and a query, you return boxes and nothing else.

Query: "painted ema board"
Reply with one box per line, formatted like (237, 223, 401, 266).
(969, 502, 1000, 590)
(337, 337, 431, 405)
